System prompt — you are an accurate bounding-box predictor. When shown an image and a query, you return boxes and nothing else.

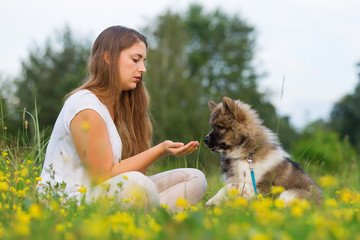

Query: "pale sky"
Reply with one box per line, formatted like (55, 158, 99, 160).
(1, 0, 360, 129)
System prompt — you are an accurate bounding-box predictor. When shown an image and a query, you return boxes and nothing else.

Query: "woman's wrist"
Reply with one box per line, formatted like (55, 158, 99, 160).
(159, 141, 168, 156)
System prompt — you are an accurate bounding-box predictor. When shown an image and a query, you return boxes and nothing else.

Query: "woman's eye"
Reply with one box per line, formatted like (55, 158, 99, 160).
(132, 59, 139, 63)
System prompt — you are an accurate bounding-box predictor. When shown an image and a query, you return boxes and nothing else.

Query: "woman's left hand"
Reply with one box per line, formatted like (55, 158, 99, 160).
(162, 140, 199, 157)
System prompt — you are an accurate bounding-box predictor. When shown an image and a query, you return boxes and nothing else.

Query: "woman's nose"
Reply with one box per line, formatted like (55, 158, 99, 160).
(139, 61, 146, 73)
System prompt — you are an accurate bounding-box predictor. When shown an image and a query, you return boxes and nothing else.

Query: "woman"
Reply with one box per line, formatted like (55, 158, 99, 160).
(38, 26, 207, 209)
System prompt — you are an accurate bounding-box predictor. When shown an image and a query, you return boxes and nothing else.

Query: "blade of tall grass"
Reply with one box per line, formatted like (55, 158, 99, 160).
(276, 75, 286, 135)
(196, 130, 204, 170)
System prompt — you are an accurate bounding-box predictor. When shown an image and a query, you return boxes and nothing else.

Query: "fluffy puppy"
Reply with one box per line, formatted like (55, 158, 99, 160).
(204, 97, 322, 206)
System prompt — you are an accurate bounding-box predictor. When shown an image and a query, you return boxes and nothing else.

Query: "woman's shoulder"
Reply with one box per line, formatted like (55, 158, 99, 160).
(62, 89, 109, 124)
(64, 89, 106, 112)
(67, 89, 98, 101)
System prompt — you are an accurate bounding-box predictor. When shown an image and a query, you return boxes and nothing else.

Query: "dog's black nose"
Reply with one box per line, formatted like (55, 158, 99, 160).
(204, 135, 210, 145)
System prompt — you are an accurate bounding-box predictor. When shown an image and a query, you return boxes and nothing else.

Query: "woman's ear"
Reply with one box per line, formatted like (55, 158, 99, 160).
(104, 51, 110, 65)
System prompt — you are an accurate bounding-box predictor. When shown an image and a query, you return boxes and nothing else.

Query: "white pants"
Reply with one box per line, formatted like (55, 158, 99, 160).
(85, 168, 207, 209)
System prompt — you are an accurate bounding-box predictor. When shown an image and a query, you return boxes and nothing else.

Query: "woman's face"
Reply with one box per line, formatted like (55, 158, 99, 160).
(118, 41, 147, 91)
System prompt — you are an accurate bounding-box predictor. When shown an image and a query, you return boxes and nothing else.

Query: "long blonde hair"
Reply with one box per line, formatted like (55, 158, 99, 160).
(69, 26, 152, 159)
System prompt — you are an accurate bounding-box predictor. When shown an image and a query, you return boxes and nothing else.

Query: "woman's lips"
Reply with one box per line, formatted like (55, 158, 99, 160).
(134, 76, 141, 82)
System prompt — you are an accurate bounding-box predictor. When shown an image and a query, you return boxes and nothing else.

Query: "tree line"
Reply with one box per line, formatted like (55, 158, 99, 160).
(1, 4, 359, 170)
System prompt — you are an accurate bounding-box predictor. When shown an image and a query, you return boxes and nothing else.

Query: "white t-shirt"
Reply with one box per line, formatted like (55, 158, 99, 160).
(38, 90, 122, 198)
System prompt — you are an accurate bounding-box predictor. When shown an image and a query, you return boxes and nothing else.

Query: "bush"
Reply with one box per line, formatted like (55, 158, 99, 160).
(292, 121, 358, 172)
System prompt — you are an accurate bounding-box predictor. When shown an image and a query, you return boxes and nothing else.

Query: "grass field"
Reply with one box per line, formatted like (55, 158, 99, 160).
(1, 127, 360, 240)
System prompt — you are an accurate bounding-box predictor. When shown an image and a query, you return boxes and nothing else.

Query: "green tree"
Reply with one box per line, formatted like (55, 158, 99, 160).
(14, 26, 90, 135)
(144, 4, 298, 149)
(292, 120, 357, 172)
(0, 74, 18, 139)
(144, 11, 195, 143)
(0, 76, 9, 140)
(330, 62, 360, 151)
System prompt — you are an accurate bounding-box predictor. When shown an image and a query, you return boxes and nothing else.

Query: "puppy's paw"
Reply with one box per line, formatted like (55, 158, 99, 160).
(205, 198, 216, 207)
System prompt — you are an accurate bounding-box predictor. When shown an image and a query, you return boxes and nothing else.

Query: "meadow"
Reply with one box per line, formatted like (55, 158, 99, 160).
(0, 116, 360, 240)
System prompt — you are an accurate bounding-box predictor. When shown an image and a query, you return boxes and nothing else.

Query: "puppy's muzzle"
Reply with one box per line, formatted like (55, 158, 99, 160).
(203, 132, 212, 147)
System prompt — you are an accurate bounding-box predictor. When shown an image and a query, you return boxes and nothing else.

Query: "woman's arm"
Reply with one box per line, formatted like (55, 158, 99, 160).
(70, 109, 199, 182)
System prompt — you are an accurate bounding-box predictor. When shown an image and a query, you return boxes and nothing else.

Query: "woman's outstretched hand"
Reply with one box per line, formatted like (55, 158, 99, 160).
(162, 140, 199, 157)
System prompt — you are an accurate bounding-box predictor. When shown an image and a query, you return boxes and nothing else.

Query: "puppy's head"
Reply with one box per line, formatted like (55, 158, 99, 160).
(203, 96, 262, 155)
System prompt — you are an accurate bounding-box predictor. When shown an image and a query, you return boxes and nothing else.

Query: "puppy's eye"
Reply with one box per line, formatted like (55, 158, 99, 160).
(217, 125, 226, 130)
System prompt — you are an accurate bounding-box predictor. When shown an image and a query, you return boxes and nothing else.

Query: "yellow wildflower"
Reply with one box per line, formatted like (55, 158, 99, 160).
(77, 185, 87, 194)
(17, 209, 31, 224)
(274, 199, 285, 209)
(20, 168, 29, 177)
(173, 211, 188, 222)
(190, 206, 199, 212)
(290, 199, 309, 217)
(233, 197, 248, 207)
(60, 209, 67, 216)
(0, 176, 8, 182)
(127, 184, 147, 207)
(0, 182, 9, 192)
(324, 198, 338, 208)
(330, 224, 349, 240)
(17, 190, 26, 198)
(16, 177, 24, 182)
(149, 218, 162, 232)
(213, 207, 222, 215)
(160, 204, 169, 210)
(176, 197, 188, 208)
(291, 205, 304, 217)
(318, 175, 338, 187)
(10, 187, 16, 193)
(81, 121, 90, 131)
(1, 152, 8, 157)
(55, 224, 65, 232)
(12, 223, 30, 237)
(81, 216, 109, 238)
(227, 223, 241, 236)
(256, 193, 264, 200)
(228, 187, 240, 198)
(65, 233, 76, 240)
(0, 223, 3, 238)
(35, 177, 42, 182)
(29, 204, 42, 219)
(270, 186, 285, 195)
(252, 198, 272, 213)
(337, 188, 358, 204)
(250, 232, 272, 240)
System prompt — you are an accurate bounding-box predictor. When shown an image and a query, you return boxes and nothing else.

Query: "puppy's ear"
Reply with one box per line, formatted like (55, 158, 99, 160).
(208, 101, 217, 112)
(222, 97, 236, 115)
(222, 97, 245, 121)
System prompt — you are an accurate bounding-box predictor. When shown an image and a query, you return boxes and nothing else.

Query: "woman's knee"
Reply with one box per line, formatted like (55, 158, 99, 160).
(117, 171, 158, 193)
(184, 168, 207, 182)
(180, 168, 208, 194)
(87, 171, 160, 207)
